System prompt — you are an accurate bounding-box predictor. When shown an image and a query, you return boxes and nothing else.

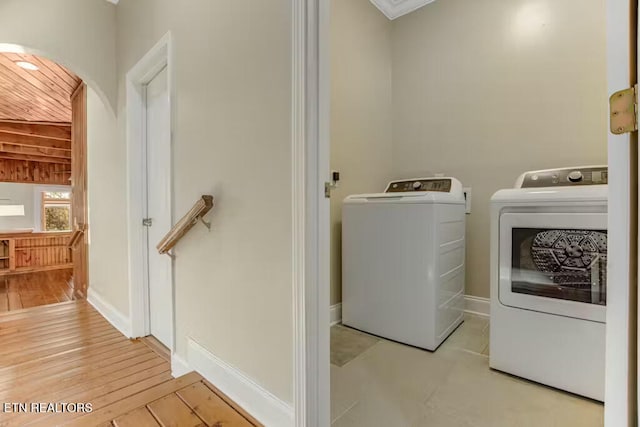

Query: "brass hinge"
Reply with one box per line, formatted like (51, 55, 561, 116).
(610, 84, 638, 134)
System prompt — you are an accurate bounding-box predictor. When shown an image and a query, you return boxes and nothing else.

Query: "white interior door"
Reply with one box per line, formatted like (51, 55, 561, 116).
(144, 66, 172, 349)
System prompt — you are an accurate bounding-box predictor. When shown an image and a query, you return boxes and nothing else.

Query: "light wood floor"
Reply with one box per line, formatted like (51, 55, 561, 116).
(0, 300, 261, 426)
(0, 269, 73, 312)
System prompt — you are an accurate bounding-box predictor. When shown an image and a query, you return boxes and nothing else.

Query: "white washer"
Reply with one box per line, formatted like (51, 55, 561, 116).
(490, 166, 607, 401)
(342, 177, 466, 350)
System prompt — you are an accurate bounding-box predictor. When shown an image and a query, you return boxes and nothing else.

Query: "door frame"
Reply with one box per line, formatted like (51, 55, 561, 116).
(71, 83, 89, 299)
(292, 0, 331, 425)
(295, 0, 637, 426)
(605, 0, 636, 425)
(126, 32, 175, 350)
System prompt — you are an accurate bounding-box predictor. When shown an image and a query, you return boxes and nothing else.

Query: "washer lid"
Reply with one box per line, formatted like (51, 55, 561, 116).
(345, 177, 464, 204)
(344, 192, 464, 204)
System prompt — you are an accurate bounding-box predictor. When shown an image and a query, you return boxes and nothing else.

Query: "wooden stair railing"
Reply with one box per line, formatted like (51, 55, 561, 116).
(67, 224, 86, 249)
(157, 195, 214, 255)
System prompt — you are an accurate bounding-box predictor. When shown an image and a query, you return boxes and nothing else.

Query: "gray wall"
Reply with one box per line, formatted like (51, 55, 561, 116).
(116, 0, 293, 403)
(330, 0, 394, 305)
(330, 0, 607, 301)
(390, 0, 607, 298)
(87, 87, 129, 315)
(0, 183, 36, 230)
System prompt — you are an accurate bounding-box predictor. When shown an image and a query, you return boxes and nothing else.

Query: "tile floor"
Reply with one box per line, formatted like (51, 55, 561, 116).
(330, 314, 604, 427)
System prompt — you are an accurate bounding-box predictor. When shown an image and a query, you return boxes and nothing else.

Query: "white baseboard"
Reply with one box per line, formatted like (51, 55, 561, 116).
(329, 296, 490, 325)
(330, 303, 342, 326)
(171, 353, 192, 378)
(187, 338, 294, 427)
(464, 295, 490, 317)
(87, 288, 132, 337)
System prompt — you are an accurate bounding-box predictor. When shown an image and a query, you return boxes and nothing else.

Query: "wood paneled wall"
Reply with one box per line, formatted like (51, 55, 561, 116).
(0, 232, 72, 275)
(14, 234, 72, 270)
(0, 121, 72, 185)
(0, 159, 70, 185)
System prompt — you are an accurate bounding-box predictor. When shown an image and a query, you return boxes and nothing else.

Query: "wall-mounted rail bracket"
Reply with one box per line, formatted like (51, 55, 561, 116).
(157, 195, 214, 255)
(199, 218, 212, 230)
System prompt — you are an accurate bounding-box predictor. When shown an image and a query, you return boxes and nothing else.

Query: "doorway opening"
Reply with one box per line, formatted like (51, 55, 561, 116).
(318, 0, 610, 425)
(0, 52, 87, 313)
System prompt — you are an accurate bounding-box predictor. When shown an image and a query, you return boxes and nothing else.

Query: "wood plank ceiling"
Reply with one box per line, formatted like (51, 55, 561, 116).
(0, 52, 79, 184)
(0, 53, 81, 122)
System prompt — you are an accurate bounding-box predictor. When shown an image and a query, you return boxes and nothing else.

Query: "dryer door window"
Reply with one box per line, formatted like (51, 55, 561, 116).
(499, 212, 606, 323)
(511, 228, 606, 305)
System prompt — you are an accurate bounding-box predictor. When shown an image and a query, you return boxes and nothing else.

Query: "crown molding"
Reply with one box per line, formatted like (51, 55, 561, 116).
(369, 0, 436, 20)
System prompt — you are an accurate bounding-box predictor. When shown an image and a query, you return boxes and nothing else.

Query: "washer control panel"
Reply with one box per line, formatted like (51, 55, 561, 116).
(519, 166, 608, 188)
(385, 178, 452, 193)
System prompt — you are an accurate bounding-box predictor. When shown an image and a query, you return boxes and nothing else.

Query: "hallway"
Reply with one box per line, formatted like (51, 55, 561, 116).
(0, 301, 260, 426)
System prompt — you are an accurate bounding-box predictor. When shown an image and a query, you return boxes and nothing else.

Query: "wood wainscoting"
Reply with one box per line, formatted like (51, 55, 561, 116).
(0, 301, 262, 427)
(0, 232, 72, 275)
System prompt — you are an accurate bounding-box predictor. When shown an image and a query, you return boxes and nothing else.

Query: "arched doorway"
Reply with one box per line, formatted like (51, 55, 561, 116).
(0, 49, 94, 310)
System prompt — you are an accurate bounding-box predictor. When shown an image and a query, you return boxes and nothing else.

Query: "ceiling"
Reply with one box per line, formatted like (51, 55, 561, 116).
(0, 53, 82, 123)
(370, 0, 436, 19)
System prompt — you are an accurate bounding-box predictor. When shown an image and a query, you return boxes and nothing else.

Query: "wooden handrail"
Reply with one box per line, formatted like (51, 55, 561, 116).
(157, 195, 214, 255)
(67, 224, 86, 249)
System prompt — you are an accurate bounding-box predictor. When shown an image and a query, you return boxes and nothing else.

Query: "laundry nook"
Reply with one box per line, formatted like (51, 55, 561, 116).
(327, 0, 609, 425)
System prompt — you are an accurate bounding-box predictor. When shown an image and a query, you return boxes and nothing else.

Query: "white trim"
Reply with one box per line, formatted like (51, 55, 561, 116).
(126, 32, 175, 345)
(329, 297, 489, 327)
(87, 288, 132, 337)
(369, 0, 436, 20)
(171, 353, 191, 378)
(292, 0, 331, 425)
(464, 295, 490, 318)
(188, 338, 294, 427)
(604, 0, 634, 423)
(291, 0, 307, 422)
(329, 303, 342, 326)
(33, 184, 72, 232)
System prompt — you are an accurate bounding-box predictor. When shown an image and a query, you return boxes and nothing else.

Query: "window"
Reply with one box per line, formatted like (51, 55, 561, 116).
(41, 191, 71, 231)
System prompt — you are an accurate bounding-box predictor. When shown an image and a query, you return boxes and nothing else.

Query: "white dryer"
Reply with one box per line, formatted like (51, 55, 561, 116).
(490, 166, 607, 401)
(342, 177, 466, 351)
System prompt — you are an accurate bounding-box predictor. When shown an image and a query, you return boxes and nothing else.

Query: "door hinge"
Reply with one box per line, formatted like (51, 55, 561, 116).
(142, 218, 153, 227)
(324, 182, 334, 198)
(610, 84, 638, 134)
